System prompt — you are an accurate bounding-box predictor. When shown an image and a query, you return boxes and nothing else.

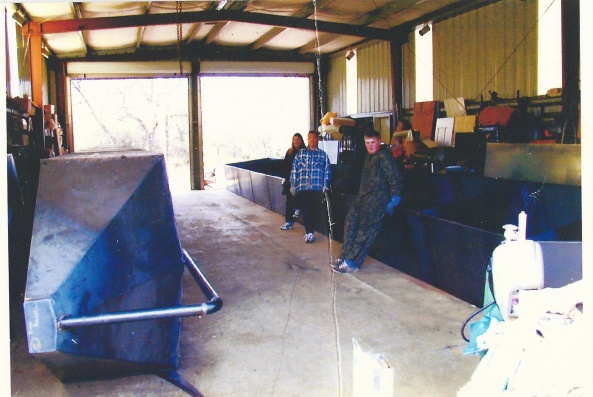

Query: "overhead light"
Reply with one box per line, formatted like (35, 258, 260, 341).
(216, 1, 228, 10)
(42, 45, 52, 58)
(419, 23, 431, 36)
(12, 10, 27, 27)
(346, 49, 355, 61)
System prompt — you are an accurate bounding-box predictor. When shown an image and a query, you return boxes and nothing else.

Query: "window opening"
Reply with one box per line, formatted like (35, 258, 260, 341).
(537, 0, 562, 95)
(346, 49, 358, 114)
(415, 22, 433, 102)
(6, 10, 21, 97)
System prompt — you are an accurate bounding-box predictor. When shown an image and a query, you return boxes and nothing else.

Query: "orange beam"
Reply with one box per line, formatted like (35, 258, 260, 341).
(23, 21, 44, 107)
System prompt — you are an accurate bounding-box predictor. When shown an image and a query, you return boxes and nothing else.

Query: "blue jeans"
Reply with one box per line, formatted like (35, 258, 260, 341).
(296, 190, 324, 234)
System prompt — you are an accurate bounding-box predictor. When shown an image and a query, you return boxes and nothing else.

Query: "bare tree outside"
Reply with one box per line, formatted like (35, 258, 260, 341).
(71, 77, 190, 192)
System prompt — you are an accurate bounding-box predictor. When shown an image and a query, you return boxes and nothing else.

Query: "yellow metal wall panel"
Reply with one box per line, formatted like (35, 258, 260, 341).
(357, 41, 392, 114)
(402, 31, 415, 110)
(327, 0, 540, 113)
(16, 22, 33, 98)
(433, 0, 537, 102)
(327, 53, 347, 116)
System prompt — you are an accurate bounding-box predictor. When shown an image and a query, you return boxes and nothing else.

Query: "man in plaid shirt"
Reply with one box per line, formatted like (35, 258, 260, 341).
(290, 131, 332, 243)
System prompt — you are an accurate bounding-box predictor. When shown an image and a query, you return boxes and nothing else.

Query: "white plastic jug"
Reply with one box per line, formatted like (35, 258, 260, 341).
(491, 239, 544, 320)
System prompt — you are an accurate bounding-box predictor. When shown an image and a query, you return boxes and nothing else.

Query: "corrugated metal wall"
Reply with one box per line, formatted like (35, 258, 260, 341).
(433, 0, 538, 102)
(327, 40, 393, 116)
(327, 53, 347, 116)
(6, 17, 50, 102)
(328, 0, 540, 113)
(357, 40, 393, 114)
(16, 21, 33, 98)
(401, 31, 416, 110)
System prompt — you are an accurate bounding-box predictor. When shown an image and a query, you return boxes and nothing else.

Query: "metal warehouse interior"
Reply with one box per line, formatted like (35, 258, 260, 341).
(3, 1, 593, 396)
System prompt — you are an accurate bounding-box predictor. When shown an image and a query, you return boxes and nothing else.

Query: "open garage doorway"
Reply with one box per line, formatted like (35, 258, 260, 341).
(71, 77, 190, 192)
(200, 76, 311, 188)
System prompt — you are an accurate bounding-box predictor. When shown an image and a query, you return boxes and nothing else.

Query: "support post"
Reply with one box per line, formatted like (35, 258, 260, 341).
(24, 21, 44, 107)
(390, 28, 408, 129)
(189, 59, 204, 190)
(561, 0, 580, 140)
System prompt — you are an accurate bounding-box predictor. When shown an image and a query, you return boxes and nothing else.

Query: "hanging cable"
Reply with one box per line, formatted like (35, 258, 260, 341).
(176, 1, 184, 75)
(311, 2, 342, 393)
(312, 0, 324, 116)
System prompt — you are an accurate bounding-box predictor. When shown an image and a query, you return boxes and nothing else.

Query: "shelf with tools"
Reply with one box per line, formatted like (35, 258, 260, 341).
(6, 97, 43, 149)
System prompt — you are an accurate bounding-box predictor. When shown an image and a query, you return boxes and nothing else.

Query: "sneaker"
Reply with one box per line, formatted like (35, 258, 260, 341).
(280, 222, 294, 230)
(293, 209, 300, 219)
(331, 259, 344, 270)
(333, 260, 358, 274)
(304, 233, 315, 243)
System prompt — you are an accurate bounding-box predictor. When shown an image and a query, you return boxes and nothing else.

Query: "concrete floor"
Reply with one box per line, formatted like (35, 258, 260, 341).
(10, 189, 480, 396)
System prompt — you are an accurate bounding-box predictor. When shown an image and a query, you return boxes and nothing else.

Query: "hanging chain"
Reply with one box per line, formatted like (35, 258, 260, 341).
(176, 1, 183, 75)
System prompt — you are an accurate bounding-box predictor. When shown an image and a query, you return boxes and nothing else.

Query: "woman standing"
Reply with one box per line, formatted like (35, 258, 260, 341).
(280, 133, 305, 230)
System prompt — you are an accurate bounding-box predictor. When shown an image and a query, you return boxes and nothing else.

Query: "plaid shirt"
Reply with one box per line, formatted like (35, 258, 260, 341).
(290, 147, 331, 192)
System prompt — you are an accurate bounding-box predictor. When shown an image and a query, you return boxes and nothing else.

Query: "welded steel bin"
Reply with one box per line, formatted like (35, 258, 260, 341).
(24, 150, 221, 382)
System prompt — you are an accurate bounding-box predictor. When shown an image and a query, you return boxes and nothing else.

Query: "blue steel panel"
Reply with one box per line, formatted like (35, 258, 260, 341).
(266, 175, 285, 216)
(421, 215, 500, 306)
(539, 241, 582, 288)
(425, 180, 581, 237)
(225, 158, 582, 307)
(236, 168, 254, 202)
(250, 172, 272, 210)
(24, 151, 185, 379)
(372, 210, 428, 282)
(223, 165, 240, 195)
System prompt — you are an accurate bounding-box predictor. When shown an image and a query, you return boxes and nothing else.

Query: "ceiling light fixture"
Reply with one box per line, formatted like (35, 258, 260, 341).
(12, 10, 27, 27)
(346, 49, 355, 61)
(42, 45, 52, 58)
(216, 1, 228, 11)
(419, 23, 431, 36)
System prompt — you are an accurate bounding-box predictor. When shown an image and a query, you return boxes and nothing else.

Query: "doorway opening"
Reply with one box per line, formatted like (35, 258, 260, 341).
(199, 76, 311, 188)
(70, 77, 190, 192)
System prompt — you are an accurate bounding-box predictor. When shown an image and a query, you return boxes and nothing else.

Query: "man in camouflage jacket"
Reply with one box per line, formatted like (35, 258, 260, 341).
(333, 129, 403, 273)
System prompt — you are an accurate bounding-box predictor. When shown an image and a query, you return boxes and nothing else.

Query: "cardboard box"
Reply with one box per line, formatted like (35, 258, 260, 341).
(14, 96, 32, 114)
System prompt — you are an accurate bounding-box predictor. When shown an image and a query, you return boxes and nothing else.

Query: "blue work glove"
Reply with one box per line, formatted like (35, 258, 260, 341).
(281, 179, 290, 195)
(385, 195, 401, 215)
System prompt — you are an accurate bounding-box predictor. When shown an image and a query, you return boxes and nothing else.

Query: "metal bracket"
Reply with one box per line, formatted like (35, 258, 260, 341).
(58, 249, 222, 329)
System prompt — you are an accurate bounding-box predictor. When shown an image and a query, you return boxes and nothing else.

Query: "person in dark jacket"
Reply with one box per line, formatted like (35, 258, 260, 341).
(333, 129, 403, 273)
(280, 133, 306, 230)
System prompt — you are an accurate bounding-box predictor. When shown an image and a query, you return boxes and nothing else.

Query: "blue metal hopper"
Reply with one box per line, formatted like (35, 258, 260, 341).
(23, 150, 221, 392)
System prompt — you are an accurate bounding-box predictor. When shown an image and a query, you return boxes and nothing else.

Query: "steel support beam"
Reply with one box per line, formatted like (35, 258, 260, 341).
(390, 29, 408, 128)
(23, 21, 44, 107)
(561, 0, 580, 136)
(190, 59, 204, 190)
(38, 10, 394, 41)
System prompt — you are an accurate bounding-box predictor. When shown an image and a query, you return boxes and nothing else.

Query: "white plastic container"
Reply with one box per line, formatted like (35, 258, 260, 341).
(491, 239, 544, 320)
